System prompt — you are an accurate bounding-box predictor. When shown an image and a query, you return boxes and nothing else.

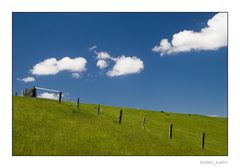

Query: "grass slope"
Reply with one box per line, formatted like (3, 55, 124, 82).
(13, 96, 227, 156)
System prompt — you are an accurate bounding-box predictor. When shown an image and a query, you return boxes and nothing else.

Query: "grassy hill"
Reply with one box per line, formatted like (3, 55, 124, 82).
(12, 96, 227, 156)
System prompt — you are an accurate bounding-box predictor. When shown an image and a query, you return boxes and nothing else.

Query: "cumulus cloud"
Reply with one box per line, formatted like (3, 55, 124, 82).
(95, 51, 112, 60)
(96, 60, 108, 69)
(152, 13, 227, 56)
(93, 49, 144, 76)
(38, 92, 59, 100)
(107, 56, 144, 77)
(31, 57, 87, 76)
(71, 73, 81, 78)
(94, 51, 112, 70)
(17, 77, 35, 83)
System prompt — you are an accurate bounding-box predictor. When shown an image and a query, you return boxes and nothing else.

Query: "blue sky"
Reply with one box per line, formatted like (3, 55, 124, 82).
(13, 12, 227, 117)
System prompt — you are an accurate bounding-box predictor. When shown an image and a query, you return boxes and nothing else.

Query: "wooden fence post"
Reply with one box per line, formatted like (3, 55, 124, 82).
(59, 92, 62, 104)
(32, 86, 37, 98)
(201, 132, 205, 150)
(97, 104, 100, 115)
(142, 117, 146, 130)
(77, 97, 80, 109)
(118, 109, 123, 124)
(169, 124, 173, 139)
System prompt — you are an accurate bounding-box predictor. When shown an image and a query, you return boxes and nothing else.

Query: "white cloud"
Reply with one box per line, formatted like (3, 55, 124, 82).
(57, 57, 86, 72)
(31, 57, 87, 76)
(18, 77, 35, 83)
(107, 56, 144, 77)
(152, 13, 227, 56)
(95, 51, 111, 60)
(96, 60, 108, 69)
(89, 45, 97, 51)
(31, 58, 58, 75)
(71, 73, 81, 78)
(93, 49, 144, 77)
(38, 92, 59, 100)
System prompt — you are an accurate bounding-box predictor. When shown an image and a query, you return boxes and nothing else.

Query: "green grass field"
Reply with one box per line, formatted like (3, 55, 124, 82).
(12, 96, 228, 156)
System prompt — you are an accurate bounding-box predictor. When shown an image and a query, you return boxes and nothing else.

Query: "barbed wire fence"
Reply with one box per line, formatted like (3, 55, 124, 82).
(18, 86, 207, 150)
